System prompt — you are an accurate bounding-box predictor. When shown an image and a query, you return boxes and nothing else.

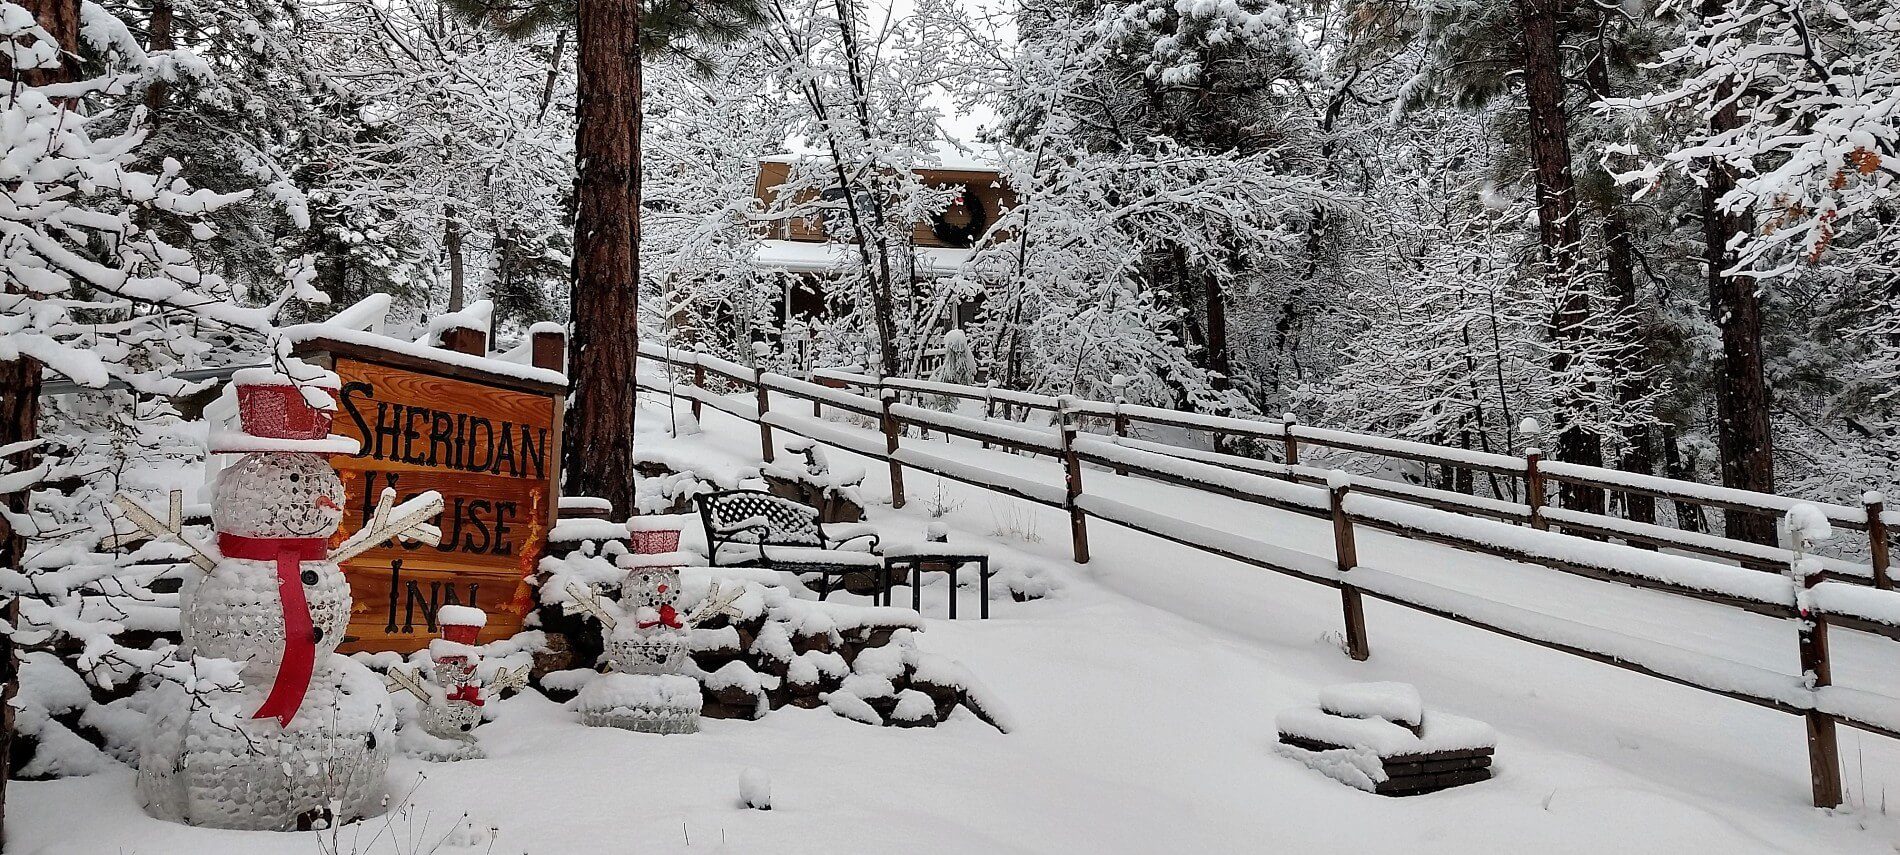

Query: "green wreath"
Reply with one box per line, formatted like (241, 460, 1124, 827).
(929, 188, 988, 248)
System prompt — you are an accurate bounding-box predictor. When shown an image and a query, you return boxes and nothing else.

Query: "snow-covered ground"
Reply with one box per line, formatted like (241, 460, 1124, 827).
(13, 390, 1900, 854)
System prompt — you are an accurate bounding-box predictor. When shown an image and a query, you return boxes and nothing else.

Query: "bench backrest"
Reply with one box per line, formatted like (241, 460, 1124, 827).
(694, 490, 825, 549)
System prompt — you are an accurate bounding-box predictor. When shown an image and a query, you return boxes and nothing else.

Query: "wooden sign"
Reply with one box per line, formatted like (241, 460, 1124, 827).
(294, 336, 565, 653)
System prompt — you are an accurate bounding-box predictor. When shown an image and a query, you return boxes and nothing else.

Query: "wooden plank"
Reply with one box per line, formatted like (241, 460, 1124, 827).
(293, 335, 565, 396)
(343, 559, 533, 651)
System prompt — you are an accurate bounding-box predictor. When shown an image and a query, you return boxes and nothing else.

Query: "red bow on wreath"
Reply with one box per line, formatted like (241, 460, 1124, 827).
(637, 604, 682, 630)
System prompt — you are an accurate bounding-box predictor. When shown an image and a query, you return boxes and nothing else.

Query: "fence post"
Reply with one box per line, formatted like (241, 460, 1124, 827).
(1526, 448, 1547, 530)
(1281, 413, 1300, 482)
(755, 376, 774, 464)
(1867, 492, 1892, 591)
(1059, 397, 1090, 564)
(981, 381, 996, 451)
(1329, 476, 1370, 661)
(690, 362, 705, 420)
(881, 389, 906, 510)
(1111, 398, 1129, 476)
(1789, 529, 1843, 808)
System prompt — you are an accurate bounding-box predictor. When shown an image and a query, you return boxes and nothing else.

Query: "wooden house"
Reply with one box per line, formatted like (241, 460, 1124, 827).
(748, 153, 1016, 334)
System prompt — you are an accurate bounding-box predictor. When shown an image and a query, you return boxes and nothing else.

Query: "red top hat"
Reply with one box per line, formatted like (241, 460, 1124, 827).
(437, 605, 488, 645)
(210, 368, 358, 454)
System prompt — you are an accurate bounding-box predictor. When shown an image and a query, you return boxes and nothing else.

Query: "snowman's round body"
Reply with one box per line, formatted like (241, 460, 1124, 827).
(138, 450, 393, 830)
(137, 655, 395, 830)
(404, 698, 485, 762)
(607, 620, 688, 675)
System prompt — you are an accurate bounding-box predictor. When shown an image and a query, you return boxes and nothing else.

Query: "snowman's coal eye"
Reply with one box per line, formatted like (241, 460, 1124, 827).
(288, 473, 300, 483)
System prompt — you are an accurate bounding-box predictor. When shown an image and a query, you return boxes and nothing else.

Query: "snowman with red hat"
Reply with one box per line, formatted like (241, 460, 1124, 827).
(388, 605, 497, 762)
(124, 367, 444, 830)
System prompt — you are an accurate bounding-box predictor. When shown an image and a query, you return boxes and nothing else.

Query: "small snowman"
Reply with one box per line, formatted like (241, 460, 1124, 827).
(389, 606, 509, 762)
(572, 559, 743, 734)
(121, 368, 444, 831)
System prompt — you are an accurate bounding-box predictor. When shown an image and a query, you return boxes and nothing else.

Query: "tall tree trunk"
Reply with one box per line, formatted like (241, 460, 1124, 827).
(445, 205, 466, 313)
(1516, 0, 1605, 515)
(1583, 27, 1657, 527)
(1, 0, 80, 839)
(144, 0, 173, 117)
(563, 0, 641, 517)
(1699, 1, 1776, 544)
(537, 26, 568, 120)
(1203, 271, 1230, 392)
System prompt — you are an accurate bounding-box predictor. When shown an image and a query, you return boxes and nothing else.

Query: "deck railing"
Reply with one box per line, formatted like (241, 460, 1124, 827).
(637, 342, 1900, 808)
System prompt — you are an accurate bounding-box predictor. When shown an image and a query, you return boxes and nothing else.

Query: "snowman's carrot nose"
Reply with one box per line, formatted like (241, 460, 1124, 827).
(316, 495, 339, 511)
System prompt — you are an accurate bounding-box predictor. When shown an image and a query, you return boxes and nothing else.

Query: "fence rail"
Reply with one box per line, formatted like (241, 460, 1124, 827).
(637, 343, 1900, 808)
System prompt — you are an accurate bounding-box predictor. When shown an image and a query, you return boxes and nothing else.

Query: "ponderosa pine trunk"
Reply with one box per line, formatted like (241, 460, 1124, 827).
(1699, 2, 1775, 544)
(1, 0, 79, 838)
(1516, 0, 1605, 515)
(563, 0, 641, 517)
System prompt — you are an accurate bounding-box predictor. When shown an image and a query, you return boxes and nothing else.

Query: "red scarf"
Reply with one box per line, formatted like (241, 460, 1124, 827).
(217, 533, 328, 726)
(446, 684, 484, 706)
(637, 604, 682, 630)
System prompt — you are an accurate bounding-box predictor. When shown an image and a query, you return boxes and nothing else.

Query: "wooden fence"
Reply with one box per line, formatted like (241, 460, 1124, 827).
(636, 343, 1900, 808)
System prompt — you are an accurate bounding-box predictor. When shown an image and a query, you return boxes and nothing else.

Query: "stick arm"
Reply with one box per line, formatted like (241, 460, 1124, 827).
(102, 491, 216, 571)
(686, 582, 745, 627)
(332, 489, 445, 563)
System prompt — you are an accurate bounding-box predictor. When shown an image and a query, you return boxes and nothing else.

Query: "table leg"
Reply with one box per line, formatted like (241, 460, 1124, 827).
(949, 565, 957, 620)
(911, 561, 922, 613)
(980, 558, 990, 619)
(878, 562, 888, 606)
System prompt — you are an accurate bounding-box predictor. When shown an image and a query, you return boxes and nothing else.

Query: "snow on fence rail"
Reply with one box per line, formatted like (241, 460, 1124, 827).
(636, 346, 1900, 807)
(793, 353, 1895, 591)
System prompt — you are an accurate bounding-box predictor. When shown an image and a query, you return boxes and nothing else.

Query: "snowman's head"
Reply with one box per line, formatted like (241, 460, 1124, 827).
(624, 566, 680, 609)
(213, 452, 346, 539)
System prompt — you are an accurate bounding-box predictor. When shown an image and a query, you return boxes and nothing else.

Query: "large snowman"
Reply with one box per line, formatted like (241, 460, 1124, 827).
(134, 368, 440, 831)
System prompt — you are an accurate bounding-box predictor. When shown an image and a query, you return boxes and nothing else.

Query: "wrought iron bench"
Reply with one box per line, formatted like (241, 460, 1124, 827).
(693, 489, 881, 600)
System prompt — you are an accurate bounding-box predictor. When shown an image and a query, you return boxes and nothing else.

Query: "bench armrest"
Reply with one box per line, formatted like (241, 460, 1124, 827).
(824, 524, 880, 553)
